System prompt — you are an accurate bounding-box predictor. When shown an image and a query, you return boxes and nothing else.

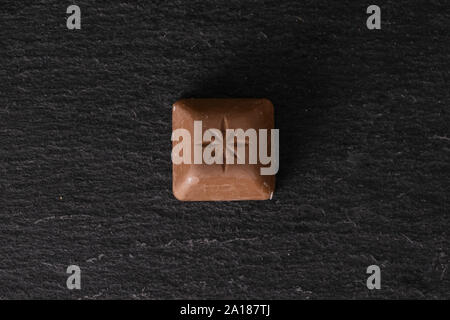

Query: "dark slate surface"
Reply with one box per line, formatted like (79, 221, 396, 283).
(0, 0, 448, 299)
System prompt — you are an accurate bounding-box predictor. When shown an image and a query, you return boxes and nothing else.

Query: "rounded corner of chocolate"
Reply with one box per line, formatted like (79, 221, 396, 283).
(266, 101, 275, 116)
(172, 184, 186, 201)
(173, 99, 189, 111)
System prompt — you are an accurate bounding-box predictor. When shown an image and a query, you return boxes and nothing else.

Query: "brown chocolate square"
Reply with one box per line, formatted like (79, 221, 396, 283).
(172, 98, 276, 201)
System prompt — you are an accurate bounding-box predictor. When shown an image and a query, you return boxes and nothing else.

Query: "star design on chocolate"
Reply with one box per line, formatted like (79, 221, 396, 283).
(198, 117, 249, 172)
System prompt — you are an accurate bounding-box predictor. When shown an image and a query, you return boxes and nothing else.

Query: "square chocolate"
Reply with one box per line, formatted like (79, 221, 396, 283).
(172, 98, 276, 201)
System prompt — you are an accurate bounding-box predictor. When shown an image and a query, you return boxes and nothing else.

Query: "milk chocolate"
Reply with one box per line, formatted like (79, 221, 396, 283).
(172, 98, 276, 201)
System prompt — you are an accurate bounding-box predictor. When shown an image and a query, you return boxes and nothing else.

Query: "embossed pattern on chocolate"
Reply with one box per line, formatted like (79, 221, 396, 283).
(172, 98, 276, 201)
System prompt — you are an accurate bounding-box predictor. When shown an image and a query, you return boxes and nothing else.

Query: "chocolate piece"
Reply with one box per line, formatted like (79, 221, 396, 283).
(172, 98, 276, 201)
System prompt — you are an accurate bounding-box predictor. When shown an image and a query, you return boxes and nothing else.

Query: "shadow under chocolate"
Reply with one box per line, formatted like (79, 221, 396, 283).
(180, 32, 342, 191)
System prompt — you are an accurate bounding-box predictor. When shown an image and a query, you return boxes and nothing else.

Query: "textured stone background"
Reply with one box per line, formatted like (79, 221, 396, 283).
(0, 0, 448, 299)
